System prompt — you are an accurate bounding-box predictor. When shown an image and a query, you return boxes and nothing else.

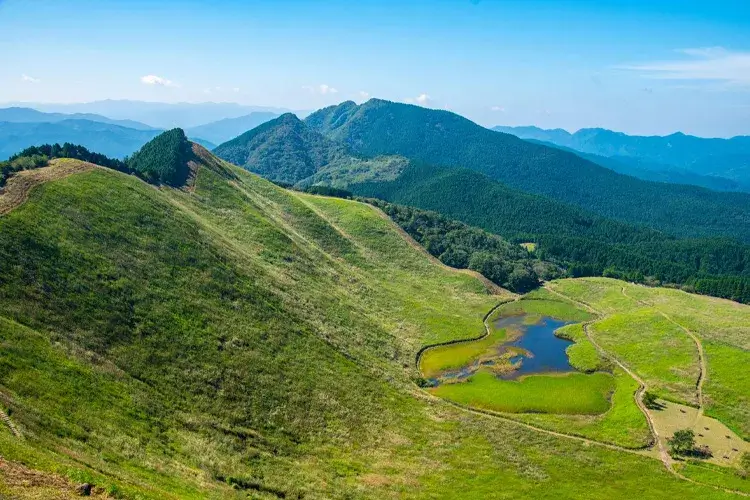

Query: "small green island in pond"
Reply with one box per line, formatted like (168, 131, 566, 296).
(421, 299, 615, 415)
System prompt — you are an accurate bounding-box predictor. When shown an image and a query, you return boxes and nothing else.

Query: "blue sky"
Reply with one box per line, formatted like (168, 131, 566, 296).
(1, 0, 749, 136)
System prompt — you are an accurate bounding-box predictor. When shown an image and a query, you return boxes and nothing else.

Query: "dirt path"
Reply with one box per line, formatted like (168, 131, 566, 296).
(620, 285, 707, 418)
(0, 159, 97, 216)
(0, 409, 21, 439)
(541, 286, 669, 461)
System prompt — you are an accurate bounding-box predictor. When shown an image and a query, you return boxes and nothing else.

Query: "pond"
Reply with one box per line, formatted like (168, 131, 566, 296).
(496, 315, 575, 379)
(420, 302, 614, 415)
(420, 312, 577, 383)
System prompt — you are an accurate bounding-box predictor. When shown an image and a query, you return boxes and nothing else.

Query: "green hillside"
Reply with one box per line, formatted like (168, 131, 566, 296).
(213, 113, 406, 186)
(306, 99, 750, 242)
(0, 149, 741, 498)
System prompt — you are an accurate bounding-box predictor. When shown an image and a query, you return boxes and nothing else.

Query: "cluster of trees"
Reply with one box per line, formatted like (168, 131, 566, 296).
(126, 128, 194, 186)
(305, 185, 353, 199)
(367, 199, 562, 292)
(10, 143, 129, 171)
(0, 153, 49, 187)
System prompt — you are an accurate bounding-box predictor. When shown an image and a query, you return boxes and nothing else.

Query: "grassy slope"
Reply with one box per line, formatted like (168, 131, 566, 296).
(548, 278, 750, 440)
(0, 162, 739, 498)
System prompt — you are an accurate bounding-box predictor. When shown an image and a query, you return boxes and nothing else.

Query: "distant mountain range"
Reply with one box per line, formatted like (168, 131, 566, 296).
(0, 107, 156, 131)
(3, 100, 300, 129)
(0, 110, 216, 159)
(184, 112, 280, 145)
(0, 120, 164, 160)
(493, 125, 750, 190)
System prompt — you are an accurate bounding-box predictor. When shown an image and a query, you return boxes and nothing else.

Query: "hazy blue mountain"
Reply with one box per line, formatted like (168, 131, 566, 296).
(7, 100, 295, 129)
(524, 138, 748, 192)
(0, 120, 213, 160)
(185, 112, 280, 144)
(0, 106, 155, 130)
(493, 125, 750, 184)
(306, 99, 750, 242)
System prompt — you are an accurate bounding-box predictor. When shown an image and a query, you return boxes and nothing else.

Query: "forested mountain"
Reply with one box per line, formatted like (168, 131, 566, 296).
(350, 163, 750, 303)
(526, 139, 747, 192)
(127, 128, 196, 185)
(213, 113, 407, 186)
(185, 112, 280, 144)
(0, 106, 155, 130)
(306, 99, 750, 242)
(210, 109, 750, 302)
(494, 125, 750, 185)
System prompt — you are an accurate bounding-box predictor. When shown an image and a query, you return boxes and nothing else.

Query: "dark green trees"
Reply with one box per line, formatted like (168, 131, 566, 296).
(127, 128, 193, 186)
(668, 429, 696, 455)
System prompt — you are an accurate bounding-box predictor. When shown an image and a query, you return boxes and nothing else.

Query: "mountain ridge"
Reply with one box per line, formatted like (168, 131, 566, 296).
(305, 99, 750, 242)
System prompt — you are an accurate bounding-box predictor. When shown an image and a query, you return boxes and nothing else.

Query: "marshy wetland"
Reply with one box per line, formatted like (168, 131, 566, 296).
(421, 299, 616, 415)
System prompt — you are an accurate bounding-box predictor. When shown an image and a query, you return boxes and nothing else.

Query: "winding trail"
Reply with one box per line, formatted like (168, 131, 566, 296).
(541, 285, 749, 496)
(620, 285, 707, 417)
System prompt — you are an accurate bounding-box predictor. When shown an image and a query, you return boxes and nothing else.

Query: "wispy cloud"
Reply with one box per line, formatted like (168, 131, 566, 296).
(140, 74, 178, 87)
(21, 74, 41, 84)
(617, 47, 750, 89)
(490, 105, 506, 112)
(405, 93, 431, 106)
(303, 84, 338, 95)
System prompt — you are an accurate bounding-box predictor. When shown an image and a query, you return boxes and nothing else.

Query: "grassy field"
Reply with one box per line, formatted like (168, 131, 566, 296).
(431, 370, 615, 414)
(489, 298, 593, 325)
(589, 309, 699, 405)
(0, 159, 744, 498)
(549, 277, 750, 440)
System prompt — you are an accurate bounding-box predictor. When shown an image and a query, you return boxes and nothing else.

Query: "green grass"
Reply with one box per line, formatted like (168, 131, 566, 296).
(555, 323, 607, 373)
(0, 161, 743, 499)
(431, 370, 615, 415)
(589, 309, 699, 405)
(491, 298, 593, 324)
(550, 277, 750, 439)
(678, 461, 750, 494)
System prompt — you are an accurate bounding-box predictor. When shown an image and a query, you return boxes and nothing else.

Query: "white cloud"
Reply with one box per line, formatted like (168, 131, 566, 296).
(303, 84, 339, 95)
(617, 47, 750, 89)
(140, 74, 178, 87)
(21, 74, 40, 84)
(359, 90, 370, 99)
(490, 105, 506, 112)
(405, 93, 432, 106)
